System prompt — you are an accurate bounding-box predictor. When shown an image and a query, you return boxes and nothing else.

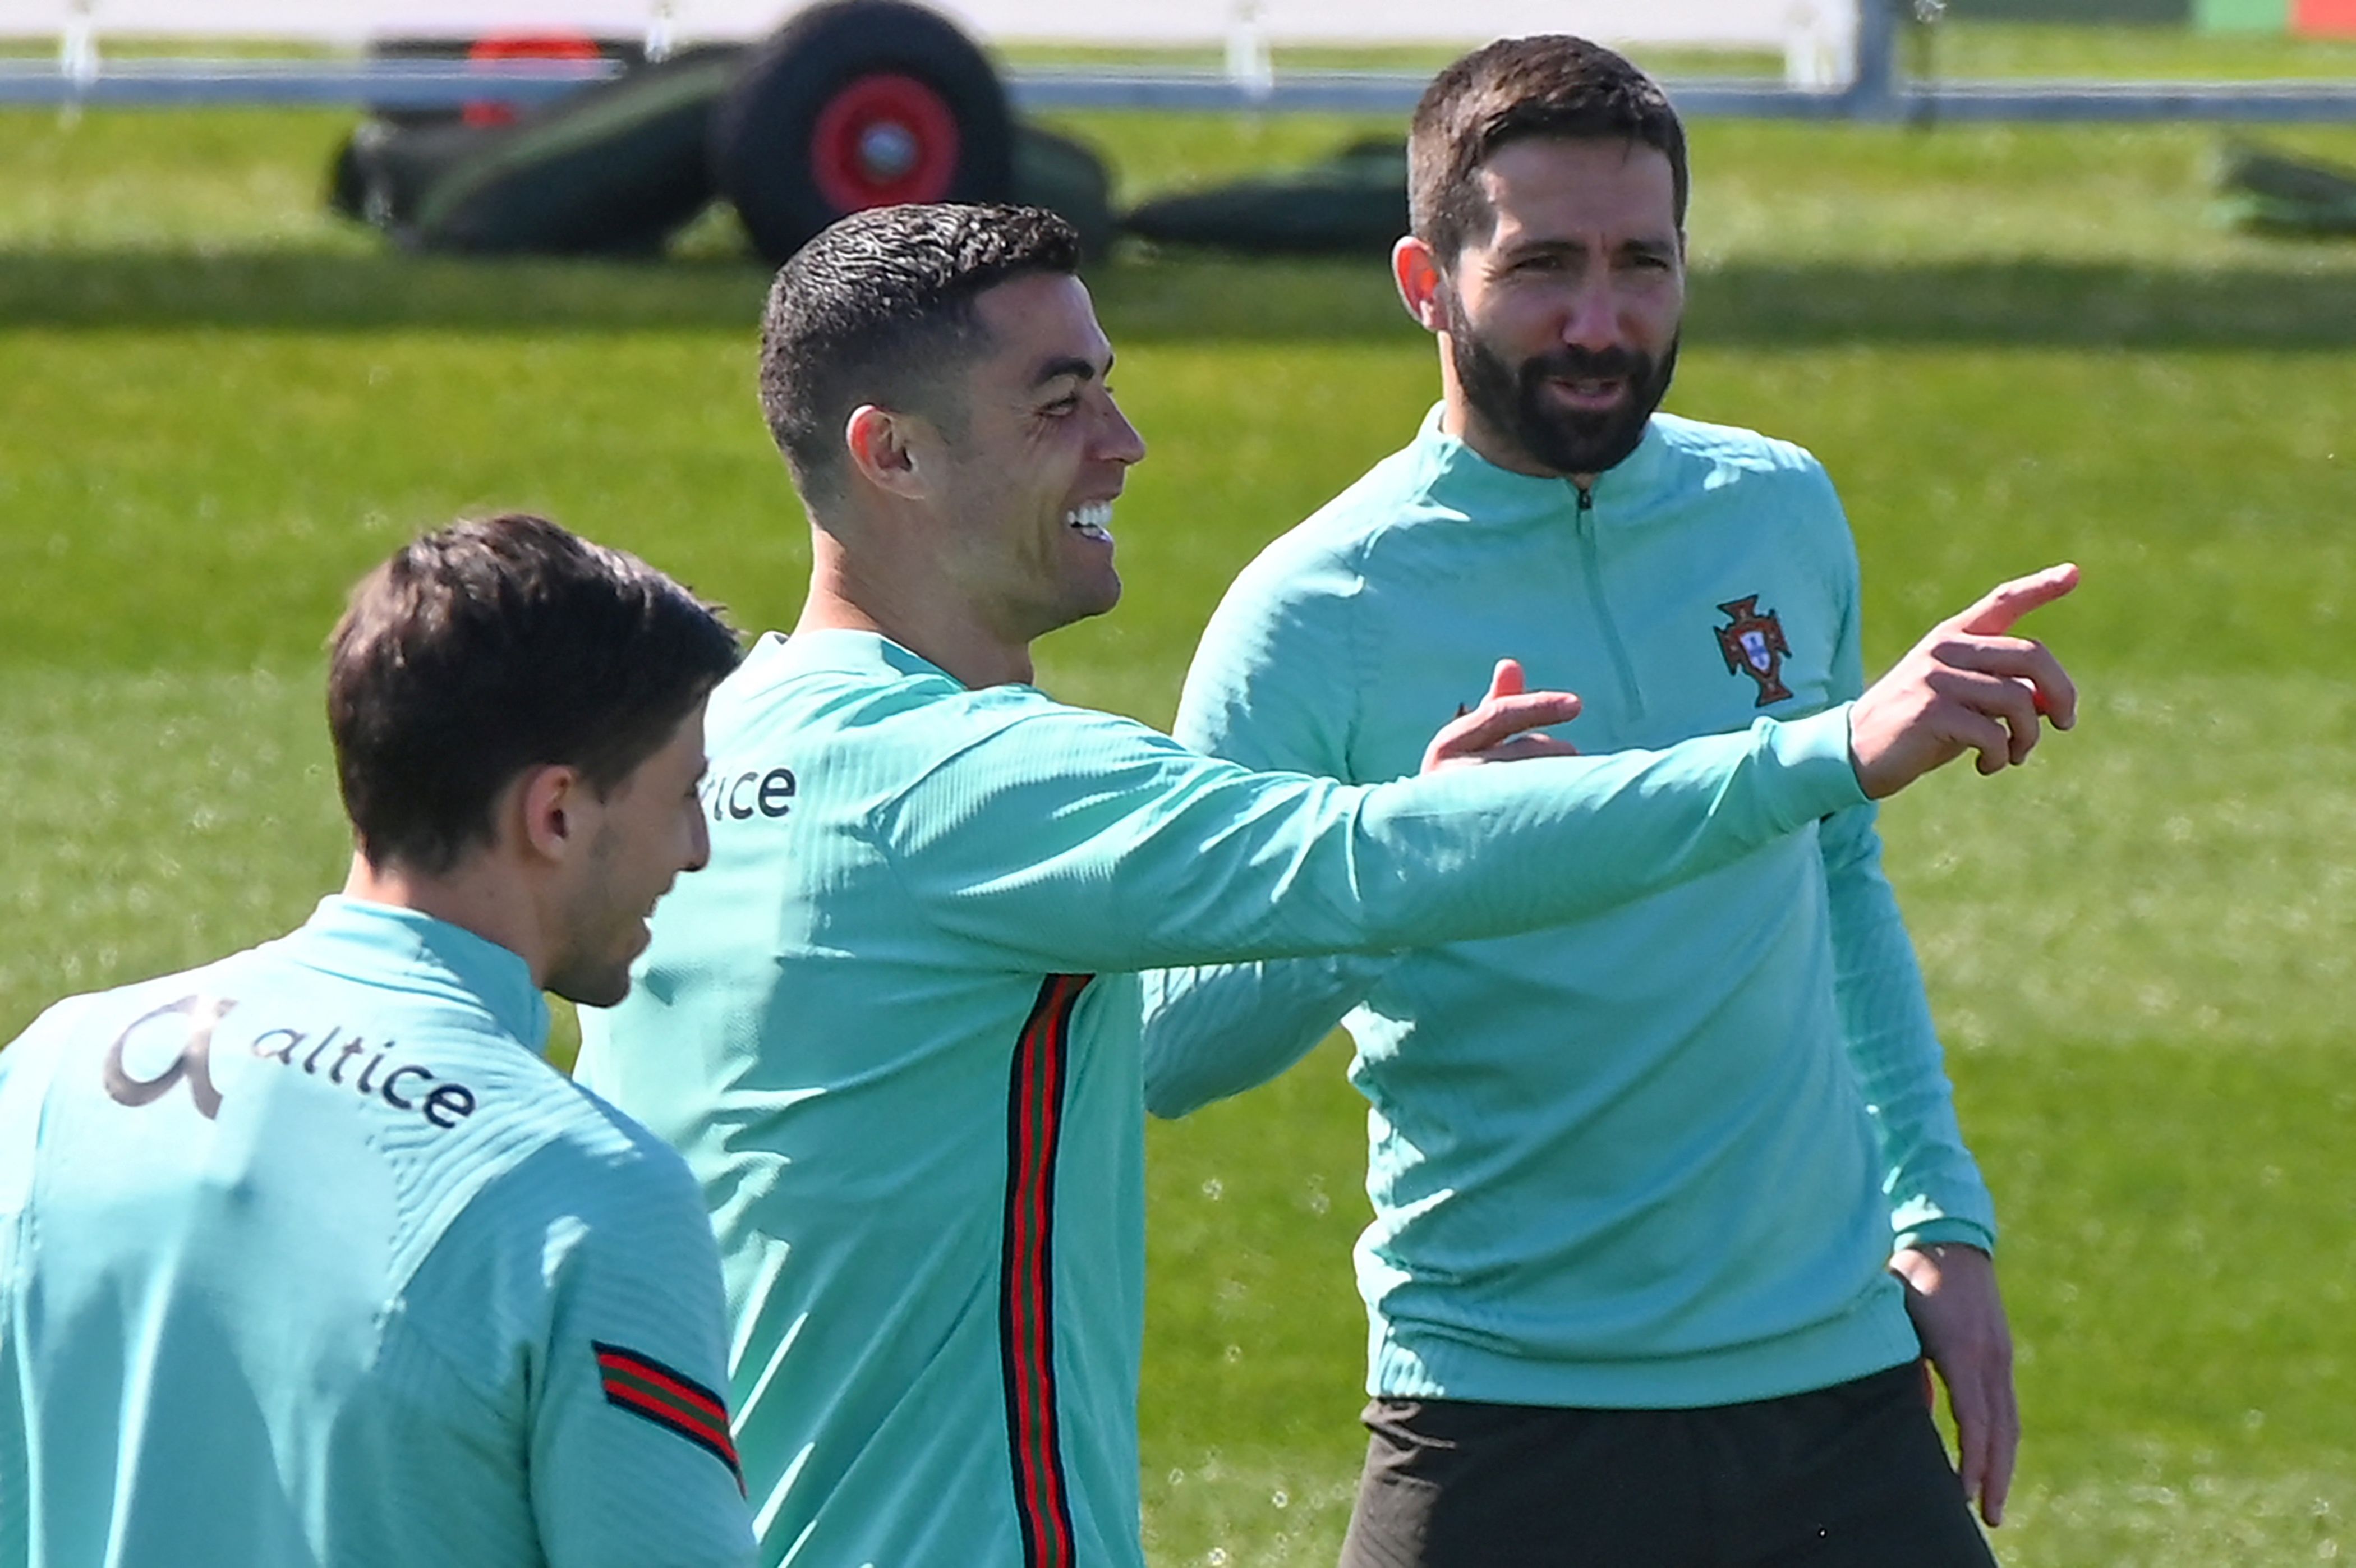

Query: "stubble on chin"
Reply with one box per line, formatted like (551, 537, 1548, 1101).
(544, 951, 633, 1011)
(1446, 296, 1678, 479)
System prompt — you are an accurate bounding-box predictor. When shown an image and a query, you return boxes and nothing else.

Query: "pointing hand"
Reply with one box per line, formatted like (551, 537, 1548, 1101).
(1850, 565, 2081, 800)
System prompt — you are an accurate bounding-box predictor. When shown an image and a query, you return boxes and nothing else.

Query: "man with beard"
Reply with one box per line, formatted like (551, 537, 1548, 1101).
(1143, 36, 2027, 1568)
(575, 201, 2074, 1568)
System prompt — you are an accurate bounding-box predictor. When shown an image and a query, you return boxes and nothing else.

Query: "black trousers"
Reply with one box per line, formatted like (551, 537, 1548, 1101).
(1337, 1362, 1999, 1568)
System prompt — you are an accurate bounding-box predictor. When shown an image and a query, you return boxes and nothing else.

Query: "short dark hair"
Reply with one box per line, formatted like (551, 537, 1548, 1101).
(1409, 35, 1688, 268)
(327, 513, 740, 874)
(757, 202, 1082, 503)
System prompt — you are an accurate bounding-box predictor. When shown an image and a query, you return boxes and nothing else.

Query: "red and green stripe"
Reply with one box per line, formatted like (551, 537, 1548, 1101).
(593, 1340, 743, 1491)
(998, 973, 1093, 1568)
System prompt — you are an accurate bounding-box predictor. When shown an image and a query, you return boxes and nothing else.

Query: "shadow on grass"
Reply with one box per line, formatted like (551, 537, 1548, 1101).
(1, 246, 2352, 348)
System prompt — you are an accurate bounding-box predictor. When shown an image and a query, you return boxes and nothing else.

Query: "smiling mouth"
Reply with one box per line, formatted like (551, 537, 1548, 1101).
(1065, 500, 1115, 541)
(1551, 376, 1628, 408)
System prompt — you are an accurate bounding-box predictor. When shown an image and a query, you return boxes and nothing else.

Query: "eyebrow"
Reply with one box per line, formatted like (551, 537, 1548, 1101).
(1498, 234, 1678, 264)
(1029, 352, 1112, 391)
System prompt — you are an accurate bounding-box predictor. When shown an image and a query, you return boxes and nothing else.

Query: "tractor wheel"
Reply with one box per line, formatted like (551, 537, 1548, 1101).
(711, 0, 1014, 266)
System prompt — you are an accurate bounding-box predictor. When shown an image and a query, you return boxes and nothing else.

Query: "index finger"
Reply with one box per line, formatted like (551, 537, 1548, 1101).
(1982, 1404, 2019, 1525)
(1444, 691, 1582, 756)
(1952, 563, 2079, 637)
(1948, 1369, 1991, 1520)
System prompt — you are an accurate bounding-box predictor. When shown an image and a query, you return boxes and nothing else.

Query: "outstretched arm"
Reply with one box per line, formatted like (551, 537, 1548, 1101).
(1140, 658, 1585, 1118)
(1127, 565, 2081, 1104)
(892, 700, 1870, 976)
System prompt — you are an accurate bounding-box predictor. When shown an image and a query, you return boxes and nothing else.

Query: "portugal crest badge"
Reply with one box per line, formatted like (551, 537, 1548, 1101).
(1714, 596, 1793, 706)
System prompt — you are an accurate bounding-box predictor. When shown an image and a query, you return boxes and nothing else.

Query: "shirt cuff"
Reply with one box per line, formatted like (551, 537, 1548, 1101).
(1894, 1216, 1997, 1257)
(1758, 703, 1870, 827)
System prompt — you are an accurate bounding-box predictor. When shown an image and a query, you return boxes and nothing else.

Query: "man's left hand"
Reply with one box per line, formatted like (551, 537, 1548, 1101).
(1419, 659, 1582, 773)
(1890, 1241, 2019, 1528)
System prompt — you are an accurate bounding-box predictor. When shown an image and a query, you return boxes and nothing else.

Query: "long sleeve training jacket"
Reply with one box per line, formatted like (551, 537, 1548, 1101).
(1143, 407, 1995, 1410)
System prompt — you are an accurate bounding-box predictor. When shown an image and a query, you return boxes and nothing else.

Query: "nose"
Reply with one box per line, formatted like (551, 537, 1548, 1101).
(1098, 396, 1147, 467)
(683, 807, 712, 875)
(1560, 275, 1623, 355)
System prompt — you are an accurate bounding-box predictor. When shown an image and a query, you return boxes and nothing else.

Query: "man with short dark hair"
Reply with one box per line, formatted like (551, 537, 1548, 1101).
(1144, 34, 2030, 1568)
(577, 201, 2072, 1568)
(0, 514, 754, 1568)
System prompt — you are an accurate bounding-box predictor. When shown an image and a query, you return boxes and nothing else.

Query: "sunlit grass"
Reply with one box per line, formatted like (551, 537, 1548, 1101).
(6, 28, 2356, 1563)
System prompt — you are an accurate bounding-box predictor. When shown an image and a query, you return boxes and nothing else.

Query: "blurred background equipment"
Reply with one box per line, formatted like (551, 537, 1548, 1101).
(2217, 136, 2356, 228)
(10, 0, 2356, 262)
(6, 2, 2356, 261)
(319, 0, 1042, 261)
(329, 44, 741, 255)
(3, 6, 2356, 1566)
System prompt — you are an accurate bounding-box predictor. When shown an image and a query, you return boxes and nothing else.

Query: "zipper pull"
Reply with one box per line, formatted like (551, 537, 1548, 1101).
(1576, 483, 1594, 518)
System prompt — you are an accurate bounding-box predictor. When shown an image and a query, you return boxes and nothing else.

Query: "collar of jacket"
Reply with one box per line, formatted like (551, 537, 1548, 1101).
(291, 895, 551, 1053)
(1405, 402, 1674, 526)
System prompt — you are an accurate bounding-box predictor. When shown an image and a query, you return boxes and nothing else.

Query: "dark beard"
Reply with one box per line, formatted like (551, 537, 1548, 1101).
(1447, 295, 1678, 479)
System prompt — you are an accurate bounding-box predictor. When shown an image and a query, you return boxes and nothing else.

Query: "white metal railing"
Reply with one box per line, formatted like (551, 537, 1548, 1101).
(2, 0, 2352, 121)
(0, 0, 1816, 48)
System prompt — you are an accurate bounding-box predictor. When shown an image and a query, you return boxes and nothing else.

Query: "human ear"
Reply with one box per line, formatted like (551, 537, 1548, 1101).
(1392, 236, 1449, 335)
(844, 404, 931, 502)
(514, 764, 588, 865)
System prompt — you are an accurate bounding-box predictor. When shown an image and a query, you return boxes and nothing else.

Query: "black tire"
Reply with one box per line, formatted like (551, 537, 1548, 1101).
(711, 0, 1014, 267)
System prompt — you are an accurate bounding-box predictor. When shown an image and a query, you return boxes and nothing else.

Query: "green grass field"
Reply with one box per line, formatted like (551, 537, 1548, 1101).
(4, 22, 2356, 1564)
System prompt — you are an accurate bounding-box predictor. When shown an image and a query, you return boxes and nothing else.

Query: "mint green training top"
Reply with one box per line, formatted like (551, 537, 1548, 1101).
(0, 896, 755, 1568)
(574, 627, 1869, 1568)
(1142, 407, 1997, 1411)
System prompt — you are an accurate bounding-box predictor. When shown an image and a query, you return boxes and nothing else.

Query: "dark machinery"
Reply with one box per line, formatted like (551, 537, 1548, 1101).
(329, 0, 1113, 263)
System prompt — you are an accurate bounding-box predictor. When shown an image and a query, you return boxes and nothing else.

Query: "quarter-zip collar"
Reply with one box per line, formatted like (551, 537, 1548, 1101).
(280, 895, 551, 1054)
(1407, 403, 1674, 526)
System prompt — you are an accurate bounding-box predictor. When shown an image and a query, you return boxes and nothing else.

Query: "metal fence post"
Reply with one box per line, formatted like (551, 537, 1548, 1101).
(1847, 0, 1903, 120)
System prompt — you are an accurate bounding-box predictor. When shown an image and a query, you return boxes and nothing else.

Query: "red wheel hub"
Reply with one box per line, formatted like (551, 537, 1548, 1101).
(809, 73, 961, 211)
(463, 34, 601, 128)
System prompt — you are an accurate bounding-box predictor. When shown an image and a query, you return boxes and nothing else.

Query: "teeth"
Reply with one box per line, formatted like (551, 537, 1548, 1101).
(1065, 500, 1115, 537)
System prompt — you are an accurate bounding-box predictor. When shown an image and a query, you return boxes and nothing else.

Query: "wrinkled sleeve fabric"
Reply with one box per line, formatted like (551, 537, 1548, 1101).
(525, 1147, 759, 1568)
(1811, 479, 1997, 1256)
(1141, 546, 1397, 1118)
(876, 687, 1866, 983)
(1138, 950, 1379, 1121)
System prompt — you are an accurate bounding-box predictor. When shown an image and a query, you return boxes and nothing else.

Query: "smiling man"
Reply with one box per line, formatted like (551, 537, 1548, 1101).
(1142, 35, 2030, 1568)
(0, 515, 753, 1568)
(574, 201, 2074, 1568)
